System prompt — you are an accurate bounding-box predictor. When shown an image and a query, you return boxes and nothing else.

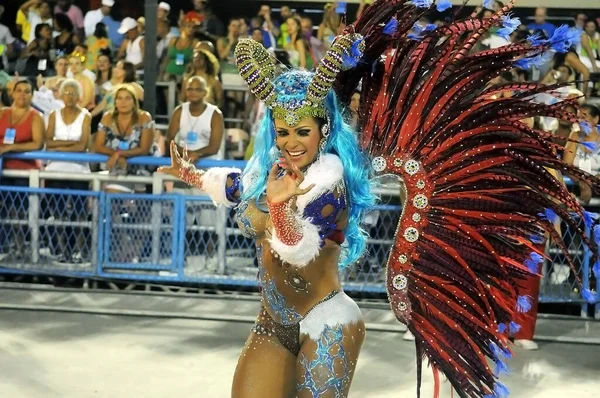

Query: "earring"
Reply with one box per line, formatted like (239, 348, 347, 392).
(321, 119, 331, 139)
(319, 139, 326, 153)
(319, 118, 331, 153)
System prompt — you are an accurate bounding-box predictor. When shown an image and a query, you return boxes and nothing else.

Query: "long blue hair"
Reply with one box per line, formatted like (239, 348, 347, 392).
(241, 70, 376, 269)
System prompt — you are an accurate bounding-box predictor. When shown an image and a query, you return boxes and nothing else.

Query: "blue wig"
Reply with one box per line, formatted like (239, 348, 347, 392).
(241, 70, 377, 269)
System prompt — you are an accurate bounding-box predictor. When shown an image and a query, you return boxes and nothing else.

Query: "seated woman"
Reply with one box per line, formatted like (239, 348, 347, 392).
(284, 17, 314, 70)
(161, 16, 198, 83)
(68, 52, 96, 110)
(93, 84, 153, 193)
(159, 37, 374, 397)
(44, 79, 92, 264)
(563, 103, 600, 204)
(38, 56, 69, 92)
(19, 23, 53, 77)
(0, 79, 44, 259)
(91, 61, 144, 119)
(93, 85, 154, 263)
(53, 13, 80, 56)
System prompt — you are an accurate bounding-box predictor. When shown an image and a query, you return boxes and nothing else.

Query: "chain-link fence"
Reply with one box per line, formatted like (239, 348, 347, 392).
(1, 157, 598, 318)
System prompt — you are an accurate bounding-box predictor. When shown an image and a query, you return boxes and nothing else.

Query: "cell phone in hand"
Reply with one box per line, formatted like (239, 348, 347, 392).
(336, 2, 347, 14)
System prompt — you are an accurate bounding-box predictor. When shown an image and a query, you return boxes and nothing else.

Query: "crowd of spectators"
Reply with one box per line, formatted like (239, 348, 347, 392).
(0, 1, 599, 266)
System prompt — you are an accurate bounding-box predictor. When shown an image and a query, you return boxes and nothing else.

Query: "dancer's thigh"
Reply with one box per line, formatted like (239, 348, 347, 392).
(232, 330, 297, 398)
(295, 320, 365, 398)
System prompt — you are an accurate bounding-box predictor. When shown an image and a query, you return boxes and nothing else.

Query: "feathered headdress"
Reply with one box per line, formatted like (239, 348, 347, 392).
(234, 34, 364, 126)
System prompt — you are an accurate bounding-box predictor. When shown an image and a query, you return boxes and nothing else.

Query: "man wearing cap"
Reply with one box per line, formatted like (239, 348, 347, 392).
(158, 2, 180, 39)
(84, 0, 113, 37)
(158, 2, 170, 21)
(116, 17, 145, 72)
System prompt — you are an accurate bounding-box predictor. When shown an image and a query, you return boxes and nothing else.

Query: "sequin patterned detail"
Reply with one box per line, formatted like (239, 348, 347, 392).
(225, 173, 241, 204)
(252, 307, 301, 355)
(258, 247, 302, 326)
(179, 166, 204, 189)
(268, 199, 303, 246)
(297, 325, 350, 397)
(302, 191, 346, 246)
(404, 159, 420, 175)
(234, 34, 364, 127)
(392, 274, 408, 291)
(412, 194, 428, 209)
(234, 200, 257, 238)
(372, 156, 387, 172)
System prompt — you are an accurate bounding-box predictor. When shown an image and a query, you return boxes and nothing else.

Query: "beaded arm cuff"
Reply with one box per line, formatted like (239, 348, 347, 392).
(179, 165, 205, 189)
(225, 173, 242, 204)
(267, 199, 321, 267)
(179, 165, 242, 208)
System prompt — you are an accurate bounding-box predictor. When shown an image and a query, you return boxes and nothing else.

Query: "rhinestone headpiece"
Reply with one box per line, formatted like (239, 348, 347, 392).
(235, 34, 364, 127)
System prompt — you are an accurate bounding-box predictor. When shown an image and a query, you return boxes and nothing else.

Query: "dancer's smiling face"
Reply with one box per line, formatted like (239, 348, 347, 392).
(274, 117, 323, 169)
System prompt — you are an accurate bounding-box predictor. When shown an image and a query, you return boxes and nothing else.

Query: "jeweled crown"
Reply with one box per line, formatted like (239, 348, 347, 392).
(235, 34, 364, 126)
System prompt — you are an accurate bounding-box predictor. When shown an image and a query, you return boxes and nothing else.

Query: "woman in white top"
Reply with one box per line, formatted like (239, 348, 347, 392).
(44, 78, 92, 264)
(167, 76, 224, 162)
(563, 104, 600, 204)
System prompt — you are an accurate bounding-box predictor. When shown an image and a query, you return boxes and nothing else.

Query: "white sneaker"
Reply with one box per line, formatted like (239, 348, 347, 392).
(514, 339, 539, 351)
(403, 330, 415, 341)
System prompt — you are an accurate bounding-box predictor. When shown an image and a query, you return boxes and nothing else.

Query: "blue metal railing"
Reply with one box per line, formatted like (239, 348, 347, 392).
(0, 152, 597, 318)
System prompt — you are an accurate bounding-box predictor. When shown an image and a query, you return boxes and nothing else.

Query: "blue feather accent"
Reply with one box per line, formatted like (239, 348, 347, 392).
(497, 323, 507, 333)
(580, 121, 592, 135)
(582, 141, 600, 153)
(509, 321, 521, 334)
(514, 51, 554, 70)
(524, 252, 543, 273)
(494, 382, 510, 398)
(495, 359, 510, 376)
(424, 24, 438, 32)
(383, 17, 398, 35)
(529, 234, 545, 244)
(524, 259, 538, 273)
(436, 0, 452, 12)
(584, 211, 596, 227)
(594, 225, 600, 245)
(527, 33, 545, 47)
(341, 37, 364, 70)
(489, 342, 504, 359)
(497, 15, 520, 40)
(538, 208, 559, 224)
(407, 33, 423, 40)
(530, 252, 543, 263)
(548, 25, 582, 53)
(593, 260, 600, 278)
(412, 22, 425, 35)
(483, 0, 493, 9)
(582, 289, 598, 303)
(411, 0, 433, 8)
(516, 295, 533, 313)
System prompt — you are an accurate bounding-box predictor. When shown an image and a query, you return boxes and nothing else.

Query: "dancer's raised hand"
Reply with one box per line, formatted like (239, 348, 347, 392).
(158, 141, 195, 178)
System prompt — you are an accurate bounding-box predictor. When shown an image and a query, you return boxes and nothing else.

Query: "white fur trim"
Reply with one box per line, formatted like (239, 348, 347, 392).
(202, 167, 241, 208)
(300, 292, 362, 340)
(268, 213, 321, 267)
(296, 154, 345, 215)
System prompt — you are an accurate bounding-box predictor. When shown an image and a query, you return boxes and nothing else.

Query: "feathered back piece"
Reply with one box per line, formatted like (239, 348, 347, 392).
(337, 1, 600, 397)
